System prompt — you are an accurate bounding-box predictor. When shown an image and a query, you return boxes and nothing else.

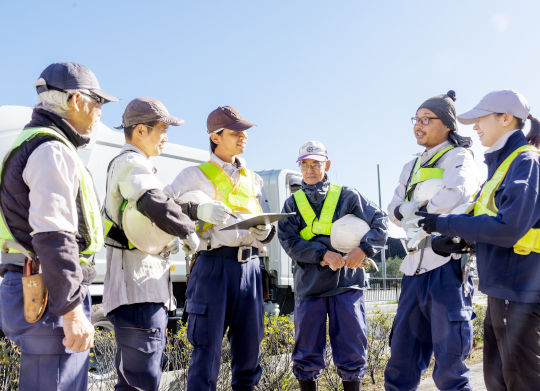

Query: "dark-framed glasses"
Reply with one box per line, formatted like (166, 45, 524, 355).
(411, 116, 439, 126)
(79, 91, 106, 105)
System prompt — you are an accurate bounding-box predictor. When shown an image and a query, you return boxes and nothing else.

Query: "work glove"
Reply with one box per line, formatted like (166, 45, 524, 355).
(414, 211, 440, 234)
(249, 224, 272, 241)
(197, 201, 232, 225)
(406, 226, 430, 250)
(160, 237, 181, 258)
(181, 232, 200, 256)
(431, 236, 470, 257)
(396, 200, 428, 222)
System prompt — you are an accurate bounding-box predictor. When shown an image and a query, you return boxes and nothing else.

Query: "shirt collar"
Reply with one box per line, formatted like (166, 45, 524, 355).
(484, 129, 521, 154)
(417, 140, 452, 163)
(210, 153, 246, 170)
(122, 143, 148, 157)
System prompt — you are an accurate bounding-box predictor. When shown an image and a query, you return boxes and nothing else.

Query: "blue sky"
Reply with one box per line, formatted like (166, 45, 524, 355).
(2, 0, 539, 217)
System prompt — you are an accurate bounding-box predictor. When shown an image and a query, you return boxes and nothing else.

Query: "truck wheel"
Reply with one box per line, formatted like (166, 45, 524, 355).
(89, 304, 116, 380)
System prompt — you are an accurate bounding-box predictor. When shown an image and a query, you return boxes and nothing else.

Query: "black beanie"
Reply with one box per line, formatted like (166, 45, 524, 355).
(418, 90, 472, 147)
(418, 90, 457, 131)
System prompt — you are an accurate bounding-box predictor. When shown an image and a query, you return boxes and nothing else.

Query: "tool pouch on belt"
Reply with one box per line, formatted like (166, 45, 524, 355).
(22, 258, 48, 323)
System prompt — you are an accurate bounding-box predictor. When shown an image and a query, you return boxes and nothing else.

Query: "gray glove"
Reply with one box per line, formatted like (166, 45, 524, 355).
(181, 232, 200, 256)
(197, 201, 232, 225)
(248, 224, 272, 241)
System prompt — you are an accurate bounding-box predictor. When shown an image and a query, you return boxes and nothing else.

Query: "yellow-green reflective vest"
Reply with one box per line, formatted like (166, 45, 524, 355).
(474, 144, 540, 255)
(198, 161, 263, 231)
(0, 127, 104, 264)
(405, 146, 454, 201)
(294, 183, 342, 241)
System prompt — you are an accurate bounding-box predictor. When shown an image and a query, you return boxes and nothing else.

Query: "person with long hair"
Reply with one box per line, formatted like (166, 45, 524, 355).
(416, 89, 540, 391)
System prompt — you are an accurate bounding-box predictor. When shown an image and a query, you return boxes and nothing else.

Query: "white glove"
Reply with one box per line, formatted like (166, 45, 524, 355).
(181, 232, 200, 256)
(406, 226, 429, 249)
(161, 237, 181, 257)
(399, 200, 428, 230)
(197, 201, 232, 225)
(248, 224, 272, 241)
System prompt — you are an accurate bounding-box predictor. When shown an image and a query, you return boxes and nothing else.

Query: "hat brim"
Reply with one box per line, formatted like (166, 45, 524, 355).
(224, 119, 256, 132)
(159, 115, 185, 126)
(90, 88, 119, 103)
(296, 154, 328, 163)
(457, 108, 494, 124)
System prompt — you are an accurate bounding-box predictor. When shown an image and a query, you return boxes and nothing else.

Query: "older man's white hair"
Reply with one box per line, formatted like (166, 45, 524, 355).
(34, 77, 93, 118)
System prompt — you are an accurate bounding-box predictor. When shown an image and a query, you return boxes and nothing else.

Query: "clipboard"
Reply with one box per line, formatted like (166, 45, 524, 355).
(219, 213, 295, 231)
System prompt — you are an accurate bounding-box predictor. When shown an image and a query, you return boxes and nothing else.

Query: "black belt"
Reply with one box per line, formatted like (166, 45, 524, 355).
(199, 246, 259, 263)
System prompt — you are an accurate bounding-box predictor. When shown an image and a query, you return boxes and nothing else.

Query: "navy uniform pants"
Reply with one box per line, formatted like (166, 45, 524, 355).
(384, 260, 474, 391)
(292, 289, 367, 381)
(0, 271, 91, 391)
(186, 250, 264, 391)
(108, 302, 168, 391)
(483, 296, 540, 391)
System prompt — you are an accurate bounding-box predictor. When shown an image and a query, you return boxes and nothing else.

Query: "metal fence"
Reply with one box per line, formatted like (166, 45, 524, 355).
(365, 278, 402, 302)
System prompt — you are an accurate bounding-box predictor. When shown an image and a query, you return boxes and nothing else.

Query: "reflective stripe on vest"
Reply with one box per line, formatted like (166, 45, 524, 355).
(405, 146, 454, 201)
(197, 161, 263, 231)
(294, 184, 342, 241)
(0, 127, 104, 262)
(474, 144, 540, 255)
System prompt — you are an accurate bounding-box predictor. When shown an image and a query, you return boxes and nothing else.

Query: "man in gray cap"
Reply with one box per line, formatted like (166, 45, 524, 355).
(102, 98, 230, 391)
(384, 91, 480, 391)
(0, 62, 116, 391)
(165, 105, 274, 391)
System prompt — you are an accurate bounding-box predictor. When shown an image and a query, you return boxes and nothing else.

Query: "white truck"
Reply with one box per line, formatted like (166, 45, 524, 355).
(0, 105, 301, 329)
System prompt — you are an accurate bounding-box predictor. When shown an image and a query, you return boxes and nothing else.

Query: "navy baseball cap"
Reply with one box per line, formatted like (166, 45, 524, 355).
(34, 62, 118, 103)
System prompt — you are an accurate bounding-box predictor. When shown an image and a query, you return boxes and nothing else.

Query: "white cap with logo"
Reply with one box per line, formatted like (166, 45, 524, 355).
(297, 140, 328, 162)
(458, 89, 530, 124)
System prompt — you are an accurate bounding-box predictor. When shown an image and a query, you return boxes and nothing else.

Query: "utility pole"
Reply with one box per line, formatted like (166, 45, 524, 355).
(377, 164, 387, 289)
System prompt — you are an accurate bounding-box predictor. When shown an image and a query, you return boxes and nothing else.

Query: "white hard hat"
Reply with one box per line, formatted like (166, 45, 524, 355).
(450, 202, 475, 215)
(177, 190, 212, 204)
(411, 178, 443, 203)
(330, 214, 370, 253)
(122, 201, 175, 255)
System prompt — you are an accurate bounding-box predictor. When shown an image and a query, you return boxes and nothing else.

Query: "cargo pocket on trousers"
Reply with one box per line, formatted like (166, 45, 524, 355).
(186, 301, 208, 347)
(447, 309, 473, 357)
(116, 326, 162, 354)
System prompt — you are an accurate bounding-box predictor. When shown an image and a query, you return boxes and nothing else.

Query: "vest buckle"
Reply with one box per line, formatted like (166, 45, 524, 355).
(237, 246, 252, 263)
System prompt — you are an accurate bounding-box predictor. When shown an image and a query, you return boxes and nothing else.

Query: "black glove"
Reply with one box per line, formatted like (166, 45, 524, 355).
(415, 211, 439, 234)
(431, 235, 470, 257)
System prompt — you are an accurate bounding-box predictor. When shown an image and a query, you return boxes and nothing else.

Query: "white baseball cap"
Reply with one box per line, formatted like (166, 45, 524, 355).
(297, 140, 328, 162)
(458, 90, 530, 124)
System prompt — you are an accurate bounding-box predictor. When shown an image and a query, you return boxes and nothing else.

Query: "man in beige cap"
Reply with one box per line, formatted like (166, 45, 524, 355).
(102, 98, 229, 391)
(165, 106, 274, 391)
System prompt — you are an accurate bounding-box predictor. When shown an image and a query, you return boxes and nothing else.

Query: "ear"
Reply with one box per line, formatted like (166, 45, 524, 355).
(134, 124, 147, 137)
(67, 92, 82, 112)
(210, 132, 221, 145)
(502, 113, 514, 126)
(325, 160, 331, 172)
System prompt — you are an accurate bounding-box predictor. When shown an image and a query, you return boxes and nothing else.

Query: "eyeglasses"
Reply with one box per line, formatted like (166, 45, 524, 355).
(299, 161, 325, 170)
(145, 124, 168, 133)
(72, 91, 106, 105)
(411, 116, 439, 126)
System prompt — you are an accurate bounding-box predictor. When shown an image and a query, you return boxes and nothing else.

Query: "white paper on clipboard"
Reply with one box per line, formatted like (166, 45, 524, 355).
(218, 213, 295, 231)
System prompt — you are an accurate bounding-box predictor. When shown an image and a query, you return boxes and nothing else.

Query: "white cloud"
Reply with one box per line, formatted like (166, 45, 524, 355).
(491, 13, 510, 32)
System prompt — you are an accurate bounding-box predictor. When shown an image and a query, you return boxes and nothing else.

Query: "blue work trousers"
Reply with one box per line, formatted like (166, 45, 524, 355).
(292, 289, 367, 381)
(186, 253, 264, 391)
(0, 271, 91, 391)
(384, 260, 474, 391)
(108, 302, 168, 391)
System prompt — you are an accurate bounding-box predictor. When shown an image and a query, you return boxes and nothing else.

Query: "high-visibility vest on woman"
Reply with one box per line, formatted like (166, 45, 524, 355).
(293, 183, 342, 240)
(0, 128, 104, 264)
(474, 145, 540, 255)
(405, 146, 454, 201)
(197, 160, 263, 231)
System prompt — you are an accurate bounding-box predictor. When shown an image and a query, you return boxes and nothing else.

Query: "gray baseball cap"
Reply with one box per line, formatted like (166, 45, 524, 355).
(297, 140, 328, 162)
(35, 62, 118, 103)
(115, 97, 184, 129)
(458, 90, 530, 124)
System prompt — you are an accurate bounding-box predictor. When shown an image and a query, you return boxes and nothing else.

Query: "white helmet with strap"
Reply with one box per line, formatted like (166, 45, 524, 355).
(330, 214, 371, 254)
